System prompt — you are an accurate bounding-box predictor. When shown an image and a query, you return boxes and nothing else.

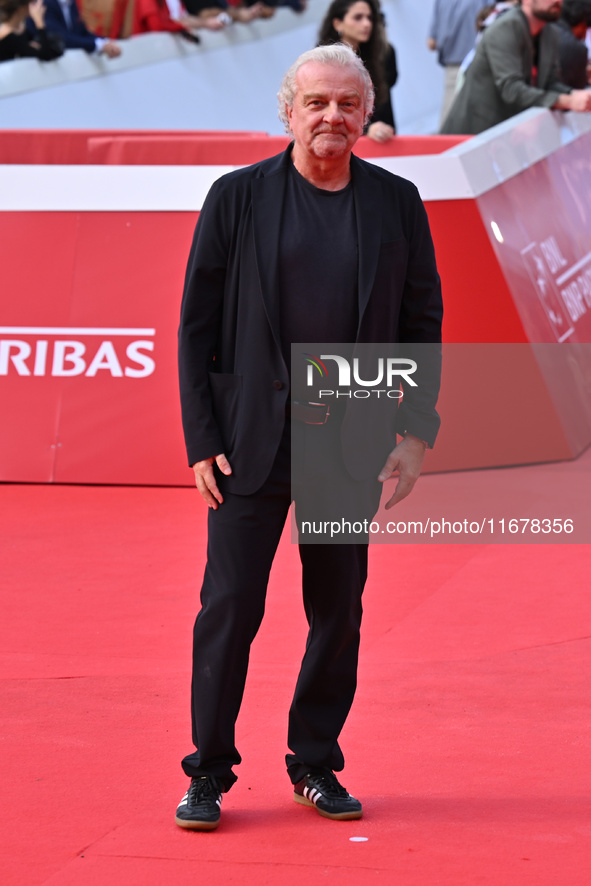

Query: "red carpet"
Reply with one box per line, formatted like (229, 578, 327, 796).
(1, 453, 590, 885)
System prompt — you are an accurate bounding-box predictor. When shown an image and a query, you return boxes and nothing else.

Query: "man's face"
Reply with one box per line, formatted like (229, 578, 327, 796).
(286, 61, 366, 161)
(530, 0, 562, 22)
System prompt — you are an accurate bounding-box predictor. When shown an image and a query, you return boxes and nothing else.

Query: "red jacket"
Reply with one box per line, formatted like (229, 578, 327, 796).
(132, 0, 186, 34)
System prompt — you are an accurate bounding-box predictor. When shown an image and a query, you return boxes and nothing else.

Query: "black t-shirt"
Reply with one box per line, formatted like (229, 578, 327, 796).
(279, 159, 359, 390)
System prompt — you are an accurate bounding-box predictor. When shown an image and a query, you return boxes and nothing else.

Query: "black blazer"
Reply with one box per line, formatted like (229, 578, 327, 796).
(370, 43, 398, 130)
(41, 0, 98, 52)
(178, 147, 442, 495)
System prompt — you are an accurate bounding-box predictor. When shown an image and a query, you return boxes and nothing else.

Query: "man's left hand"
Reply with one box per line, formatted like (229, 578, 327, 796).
(378, 434, 427, 509)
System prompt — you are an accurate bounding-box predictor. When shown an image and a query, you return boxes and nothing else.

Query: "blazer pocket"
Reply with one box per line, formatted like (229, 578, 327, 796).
(208, 372, 242, 453)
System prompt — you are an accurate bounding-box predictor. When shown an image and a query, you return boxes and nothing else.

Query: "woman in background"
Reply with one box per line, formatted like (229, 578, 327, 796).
(318, 0, 397, 142)
(0, 0, 63, 61)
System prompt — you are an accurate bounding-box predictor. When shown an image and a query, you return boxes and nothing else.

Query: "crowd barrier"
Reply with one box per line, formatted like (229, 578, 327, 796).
(1, 111, 590, 485)
(0, 130, 467, 165)
(0, 4, 442, 136)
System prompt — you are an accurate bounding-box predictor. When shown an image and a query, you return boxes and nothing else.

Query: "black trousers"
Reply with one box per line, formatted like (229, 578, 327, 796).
(181, 419, 382, 791)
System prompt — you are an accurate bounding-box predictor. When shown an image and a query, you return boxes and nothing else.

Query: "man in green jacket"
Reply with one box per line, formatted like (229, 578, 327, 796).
(442, 0, 591, 134)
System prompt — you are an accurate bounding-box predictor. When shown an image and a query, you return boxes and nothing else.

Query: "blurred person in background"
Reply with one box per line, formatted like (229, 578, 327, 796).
(131, 0, 228, 38)
(41, 0, 121, 56)
(441, 0, 591, 134)
(1, 0, 63, 60)
(181, 0, 267, 26)
(427, 0, 486, 124)
(456, 1, 519, 91)
(241, 0, 308, 13)
(318, 0, 397, 142)
(552, 0, 591, 87)
(475, 0, 520, 30)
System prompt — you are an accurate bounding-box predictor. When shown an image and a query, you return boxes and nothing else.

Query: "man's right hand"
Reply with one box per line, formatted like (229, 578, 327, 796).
(192, 453, 232, 509)
(554, 90, 591, 112)
(100, 41, 121, 59)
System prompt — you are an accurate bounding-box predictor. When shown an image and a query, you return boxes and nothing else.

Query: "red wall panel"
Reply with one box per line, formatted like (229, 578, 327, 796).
(2, 128, 590, 485)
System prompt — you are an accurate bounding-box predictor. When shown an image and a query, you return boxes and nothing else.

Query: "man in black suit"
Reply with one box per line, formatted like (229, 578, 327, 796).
(176, 44, 442, 830)
(41, 0, 121, 56)
(553, 0, 591, 88)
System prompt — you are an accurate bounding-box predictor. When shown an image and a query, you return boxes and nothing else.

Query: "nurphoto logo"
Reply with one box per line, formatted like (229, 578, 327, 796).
(303, 352, 417, 399)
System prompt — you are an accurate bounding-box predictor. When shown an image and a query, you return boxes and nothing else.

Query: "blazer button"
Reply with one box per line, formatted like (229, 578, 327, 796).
(273, 380, 284, 390)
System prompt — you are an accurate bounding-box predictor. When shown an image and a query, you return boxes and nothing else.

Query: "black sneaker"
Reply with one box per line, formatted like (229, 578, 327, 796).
(293, 770, 362, 820)
(175, 776, 223, 830)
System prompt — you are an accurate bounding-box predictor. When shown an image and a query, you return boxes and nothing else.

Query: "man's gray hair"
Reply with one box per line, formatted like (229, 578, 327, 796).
(277, 44, 375, 133)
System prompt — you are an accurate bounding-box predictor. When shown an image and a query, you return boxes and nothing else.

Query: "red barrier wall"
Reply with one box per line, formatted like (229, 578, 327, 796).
(1, 211, 195, 484)
(0, 130, 468, 165)
(2, 125, 590, 485)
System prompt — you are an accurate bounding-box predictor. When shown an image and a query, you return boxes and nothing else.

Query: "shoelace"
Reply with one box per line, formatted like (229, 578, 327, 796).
(188, 776, 220, 803)
(311, 771, 349, 798)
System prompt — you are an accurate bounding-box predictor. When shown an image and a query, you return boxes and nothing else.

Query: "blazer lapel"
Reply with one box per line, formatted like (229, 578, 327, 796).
(352, 155, 383, 328)
(251, 151, 290, 351)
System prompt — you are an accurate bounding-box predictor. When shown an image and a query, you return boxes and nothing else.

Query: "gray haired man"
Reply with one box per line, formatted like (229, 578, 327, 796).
(176, 45, 442, 829)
